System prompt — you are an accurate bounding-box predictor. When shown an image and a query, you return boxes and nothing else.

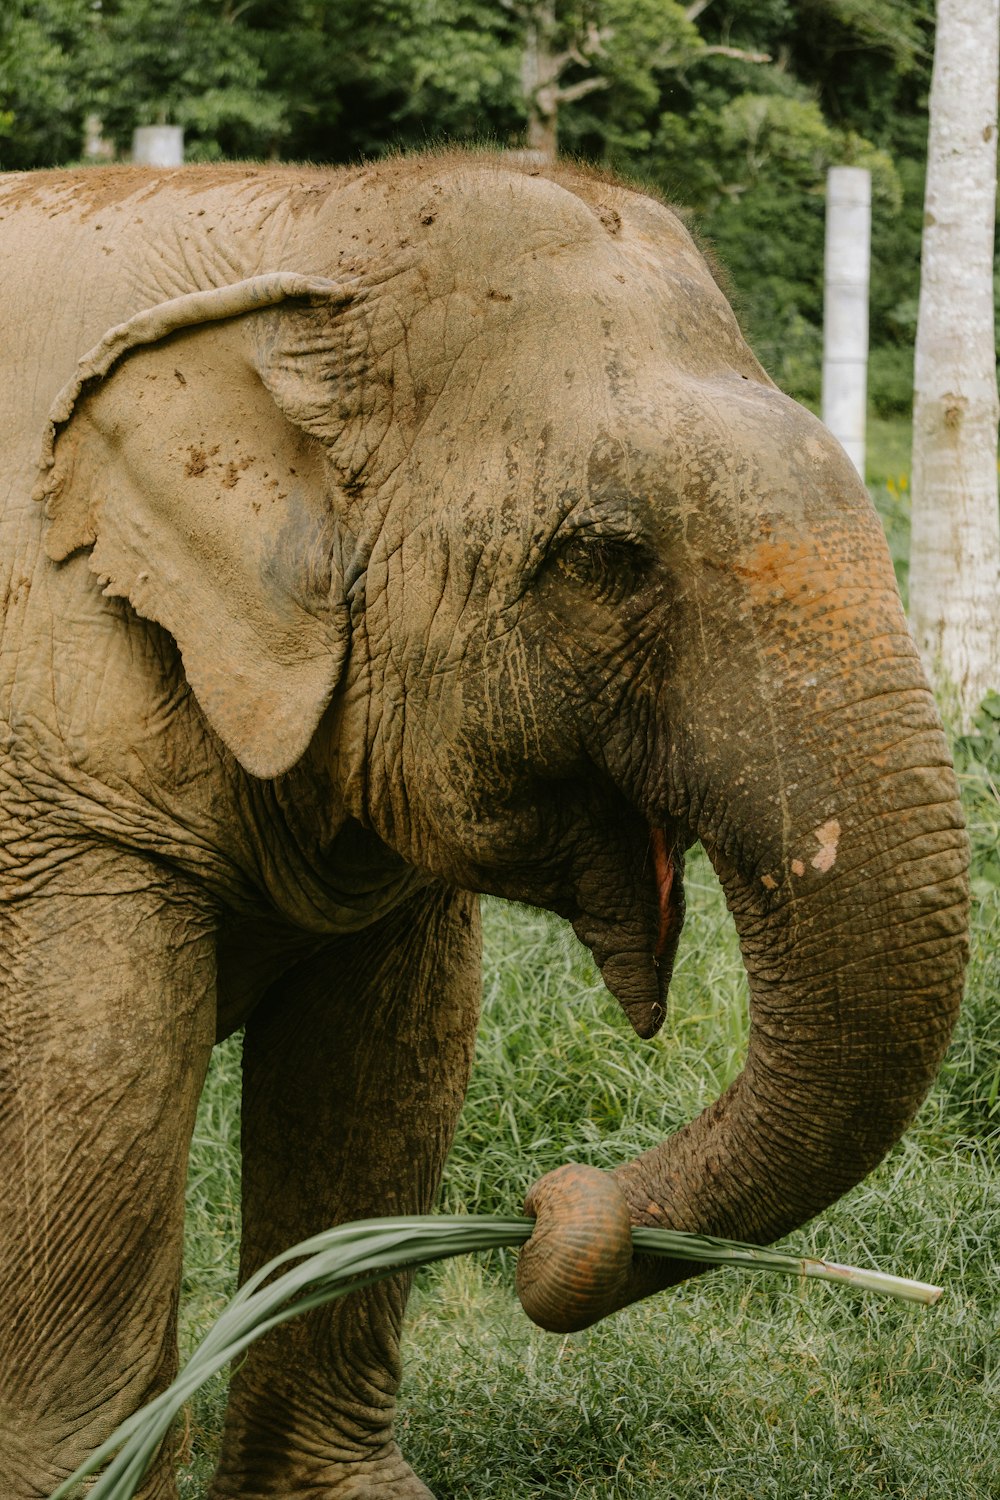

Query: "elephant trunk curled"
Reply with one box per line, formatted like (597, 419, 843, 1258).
(518, 623, 969, 1331)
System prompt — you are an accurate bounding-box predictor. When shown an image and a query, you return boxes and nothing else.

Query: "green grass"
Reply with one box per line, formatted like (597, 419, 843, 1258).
(866, 416, 913, 494)
(867, 415, 913, 606)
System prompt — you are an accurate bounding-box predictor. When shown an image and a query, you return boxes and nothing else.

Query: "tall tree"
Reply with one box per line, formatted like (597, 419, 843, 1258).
(909, 0, 1000, 719)
(504, 0, 768, 160)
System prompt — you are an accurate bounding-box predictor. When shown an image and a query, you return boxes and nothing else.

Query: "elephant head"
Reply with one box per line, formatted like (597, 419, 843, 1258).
(37, 157, 969, 1331)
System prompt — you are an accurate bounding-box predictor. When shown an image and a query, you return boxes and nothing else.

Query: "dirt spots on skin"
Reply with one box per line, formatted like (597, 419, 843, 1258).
(418, 182, 444, 227)
(737, 536, 818, 606)
(184, 445, 218, 478)
(0, 164, 314, 219)
(184, 445, 255, 489)
(1, 575, 31, 613)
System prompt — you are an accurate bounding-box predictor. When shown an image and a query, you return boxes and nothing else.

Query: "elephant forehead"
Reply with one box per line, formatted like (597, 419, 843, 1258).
(388, 244, 738, 380)
(336, 167, 753, 397)
(353, 265, 753, 509)
(331, 161, 627, 283)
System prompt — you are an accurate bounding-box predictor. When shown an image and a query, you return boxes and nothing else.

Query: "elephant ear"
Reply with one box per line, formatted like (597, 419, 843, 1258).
(35, 275, 358, 780)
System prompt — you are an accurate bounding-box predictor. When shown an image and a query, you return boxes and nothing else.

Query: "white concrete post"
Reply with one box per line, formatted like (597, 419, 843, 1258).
(131, 126, 184, 166)
(822, 166, 872, 478)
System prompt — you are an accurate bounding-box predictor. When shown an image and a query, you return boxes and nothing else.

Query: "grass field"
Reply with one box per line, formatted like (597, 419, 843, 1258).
(171, 417, 1000, 1498)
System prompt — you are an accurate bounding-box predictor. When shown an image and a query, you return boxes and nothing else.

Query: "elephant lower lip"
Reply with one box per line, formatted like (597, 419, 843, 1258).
(569, 822, 686, 1042)
(643, 825, 686, 1032)
(554, 810, 689, 1044)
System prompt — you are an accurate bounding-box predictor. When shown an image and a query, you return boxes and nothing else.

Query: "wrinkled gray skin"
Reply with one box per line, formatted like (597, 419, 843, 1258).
(0, 156, 968, 1499)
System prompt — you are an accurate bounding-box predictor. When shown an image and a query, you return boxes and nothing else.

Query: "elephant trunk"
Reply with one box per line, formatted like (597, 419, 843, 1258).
(616, 639, 969, 1300)
(518, 610, 969, 1331)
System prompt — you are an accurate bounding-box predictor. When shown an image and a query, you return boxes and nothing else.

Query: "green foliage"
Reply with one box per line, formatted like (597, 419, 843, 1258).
(936, 884, 1000, 1135)
(662, 0, 934, 409)
(869, 464, 912, 604)
(868, 344, 916, 418)
(546, 0, 704, 159)
(928, 702, 1000, 1137)
(81, 0, 289, 159)
(0, 0, 93, 168)
(865, 416, 913, 490)
(639, 89, 900, 403)
(374, 1, 520, 141)
(253, 0, 522, 159)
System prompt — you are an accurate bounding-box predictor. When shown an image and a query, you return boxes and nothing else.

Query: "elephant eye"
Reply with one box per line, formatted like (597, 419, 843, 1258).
(553, 534, 647, 604)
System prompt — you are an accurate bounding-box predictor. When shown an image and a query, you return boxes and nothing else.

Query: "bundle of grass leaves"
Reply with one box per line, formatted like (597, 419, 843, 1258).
(50, 1215, 942, 1500)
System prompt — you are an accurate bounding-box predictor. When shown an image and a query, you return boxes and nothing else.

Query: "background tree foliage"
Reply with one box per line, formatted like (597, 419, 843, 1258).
(0, 0, 958, 412)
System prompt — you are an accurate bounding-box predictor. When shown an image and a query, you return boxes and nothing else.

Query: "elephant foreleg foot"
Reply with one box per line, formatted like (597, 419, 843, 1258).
(206, 1275, 436, 1500)
(0, 850, 215, 1500)
(311, 1453, 435, 1499)
(210, 1442, 434, 1500)
(210, 887, 480, 1500)
(327, 1455, 435, 1500)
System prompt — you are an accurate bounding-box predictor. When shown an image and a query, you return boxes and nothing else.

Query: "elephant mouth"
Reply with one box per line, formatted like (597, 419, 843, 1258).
(569, 822, 686, 1041)
(651, 827, 683, 963)
(453, 785, 686, 1040)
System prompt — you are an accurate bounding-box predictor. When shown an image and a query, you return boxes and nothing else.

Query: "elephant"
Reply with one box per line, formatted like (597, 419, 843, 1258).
(0, 153, 969, 1499)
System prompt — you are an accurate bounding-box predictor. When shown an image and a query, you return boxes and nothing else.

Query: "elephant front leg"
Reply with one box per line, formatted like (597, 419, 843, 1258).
(210, 885, 481, 1500)
(0, 848, 216, 1500)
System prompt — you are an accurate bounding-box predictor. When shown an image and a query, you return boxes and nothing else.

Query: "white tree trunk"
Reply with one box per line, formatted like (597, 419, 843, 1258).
(909, 0, 1000, 720)
(822, 166, 871, 478)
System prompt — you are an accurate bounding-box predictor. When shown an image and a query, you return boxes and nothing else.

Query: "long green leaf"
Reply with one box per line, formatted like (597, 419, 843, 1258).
(47, 1215, 942, 1500)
